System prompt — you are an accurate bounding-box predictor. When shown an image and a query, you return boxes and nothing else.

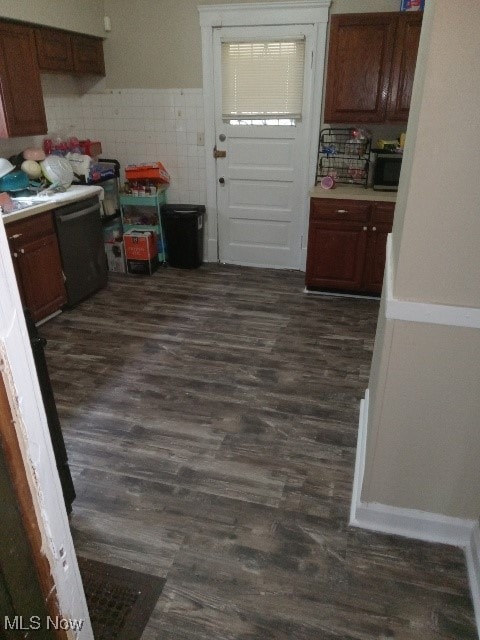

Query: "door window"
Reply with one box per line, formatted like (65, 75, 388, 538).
(221, 39, 305, 125)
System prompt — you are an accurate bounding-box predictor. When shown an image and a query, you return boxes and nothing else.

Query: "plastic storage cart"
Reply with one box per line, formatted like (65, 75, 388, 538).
(161, 204, 205, 269)
(119, 188, 167, 262)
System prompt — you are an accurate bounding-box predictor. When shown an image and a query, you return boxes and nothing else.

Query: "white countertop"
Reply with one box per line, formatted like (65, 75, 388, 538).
(310, 184, 397, 202)
(1, 185, 104, 224)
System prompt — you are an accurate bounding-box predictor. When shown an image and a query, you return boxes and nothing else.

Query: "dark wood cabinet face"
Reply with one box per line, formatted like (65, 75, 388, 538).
(324, 13, 397, 124)
(306, 220, 368, 290)
(6, 212, 67, 322)
(0, 22, 47, 137)
(387, 13, 423, 121)
(35, 28, 105, 76)
(35, 28, 74, 72)
(306, 198, 394, 295)
(71, 34, 105, 75)
(324, 12, 422, 124)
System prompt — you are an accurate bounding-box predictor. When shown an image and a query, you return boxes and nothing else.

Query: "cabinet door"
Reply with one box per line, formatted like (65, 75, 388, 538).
(0, 22, 47, 137)
(7, 212, 67, 322)
(71, 35, 105, 75)
(35, 28, 73, 72)
(306, 199, 370, 291)
(363, 202, 394, 294)
(387, 13, 423, 122)
(15, 234, 67, 322)
(324, 13, 397, 124)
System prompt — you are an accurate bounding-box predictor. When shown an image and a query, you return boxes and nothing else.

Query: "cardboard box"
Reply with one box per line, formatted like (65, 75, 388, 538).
(124, 229, 157, 261)
(125, 162, 170, 184)
(127, 256, 159, 276)
(105, 240, 126, 273)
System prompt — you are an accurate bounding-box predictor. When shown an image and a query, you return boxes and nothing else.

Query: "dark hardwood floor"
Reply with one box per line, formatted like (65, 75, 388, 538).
(41, 264, 477, 639)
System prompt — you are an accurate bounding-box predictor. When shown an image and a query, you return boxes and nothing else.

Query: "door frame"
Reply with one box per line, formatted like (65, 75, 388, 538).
(0, 219, 93, 639)
(198, 1, 331, 268)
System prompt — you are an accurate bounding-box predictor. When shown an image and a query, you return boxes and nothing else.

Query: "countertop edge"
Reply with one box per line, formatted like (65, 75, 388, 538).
(310, 185, 397, 202)
(1, 186, 105, 225)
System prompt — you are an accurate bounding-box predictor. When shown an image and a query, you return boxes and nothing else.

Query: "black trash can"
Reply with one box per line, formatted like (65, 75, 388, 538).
(161, 204, 205, 269)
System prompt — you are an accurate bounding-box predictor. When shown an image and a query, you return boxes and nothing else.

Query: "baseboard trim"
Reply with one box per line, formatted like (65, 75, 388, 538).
(385, 234, 480, 329)
(351, 391, 480, 635)
(466, 524, 480, 636)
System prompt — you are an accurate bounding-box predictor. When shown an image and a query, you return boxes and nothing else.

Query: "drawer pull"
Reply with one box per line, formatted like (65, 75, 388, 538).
(336, 209, 348, 214)
(372, 226, 377, 231)
(19, 248, 25, 254)
(8, 233, 22, 240)
(363, 226, 368, 231)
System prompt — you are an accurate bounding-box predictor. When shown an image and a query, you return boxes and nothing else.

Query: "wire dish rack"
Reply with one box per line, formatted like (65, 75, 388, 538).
(316, 128, 371, 187)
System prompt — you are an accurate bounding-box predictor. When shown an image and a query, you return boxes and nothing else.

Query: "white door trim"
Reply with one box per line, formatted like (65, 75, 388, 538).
(0, 220, 93, 637)
(198, 1, 331, 264)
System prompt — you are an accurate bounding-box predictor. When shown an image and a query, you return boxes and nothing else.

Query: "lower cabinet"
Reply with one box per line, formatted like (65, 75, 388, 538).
(305, 197, 394, 295)
(6, 211, 67, 322)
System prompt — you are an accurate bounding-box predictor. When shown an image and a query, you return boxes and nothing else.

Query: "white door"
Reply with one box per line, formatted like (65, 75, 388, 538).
(213, 25, 314, 269)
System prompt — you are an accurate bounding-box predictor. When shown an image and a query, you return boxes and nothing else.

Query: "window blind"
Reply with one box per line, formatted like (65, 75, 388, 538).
(221, 39, 306, 120)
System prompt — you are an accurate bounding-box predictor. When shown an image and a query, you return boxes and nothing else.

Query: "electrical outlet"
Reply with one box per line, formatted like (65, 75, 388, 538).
(197, 132, 205, 146)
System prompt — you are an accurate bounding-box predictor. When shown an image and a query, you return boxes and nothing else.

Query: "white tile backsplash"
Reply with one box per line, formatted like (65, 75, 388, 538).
(0, 88, 206, 206)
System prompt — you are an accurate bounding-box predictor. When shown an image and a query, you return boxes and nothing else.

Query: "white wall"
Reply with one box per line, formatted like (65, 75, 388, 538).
(361, 0, 480, 521)
(103, 0, 400, 89)
(391, 2, 480, 307)
(44, 88, 206, 205)
(364, 317, 480, 518)
(0, 0, 104, 36)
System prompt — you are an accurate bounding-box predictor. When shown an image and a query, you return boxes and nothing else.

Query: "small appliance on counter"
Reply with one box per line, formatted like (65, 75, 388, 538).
(371, 150, 403, 191)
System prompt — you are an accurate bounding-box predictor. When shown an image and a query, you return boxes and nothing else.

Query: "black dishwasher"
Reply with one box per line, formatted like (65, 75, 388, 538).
(54, 196, 108, 306)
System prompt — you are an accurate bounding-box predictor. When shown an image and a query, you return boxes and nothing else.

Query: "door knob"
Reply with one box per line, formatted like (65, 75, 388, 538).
(219, 177, 225, 184)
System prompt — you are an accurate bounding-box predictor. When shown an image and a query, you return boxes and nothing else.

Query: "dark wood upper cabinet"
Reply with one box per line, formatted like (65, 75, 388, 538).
(324, 13, 397, 124)
(0, 22, 47, 138)
(71, 34, 105, 75)
(35, 27, 74, 72)
(324, 12, 422, 124)
(35, 28, 105, 76)
(386, 13, 423, 121)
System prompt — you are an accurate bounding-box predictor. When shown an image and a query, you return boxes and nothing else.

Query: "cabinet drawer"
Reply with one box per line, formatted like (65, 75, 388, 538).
(310, 198, 370, 222)
(6, 211, 55, 246)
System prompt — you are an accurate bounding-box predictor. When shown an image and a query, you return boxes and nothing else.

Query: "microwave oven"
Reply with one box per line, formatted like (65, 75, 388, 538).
(372, 153, 403, 191)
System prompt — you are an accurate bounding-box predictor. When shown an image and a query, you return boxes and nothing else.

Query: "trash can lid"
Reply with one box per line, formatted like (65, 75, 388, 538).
(162, 204, 205, 215)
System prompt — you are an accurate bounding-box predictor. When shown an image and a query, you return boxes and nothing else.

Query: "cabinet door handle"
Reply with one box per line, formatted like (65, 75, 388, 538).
(8, 233, 22, 240)
(13, 252, 18, 258)
(372, 226, 377, 231)
(363, 226, 368, 231)
(336, 209, 348, 214)
(19, 248, 25, 254)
